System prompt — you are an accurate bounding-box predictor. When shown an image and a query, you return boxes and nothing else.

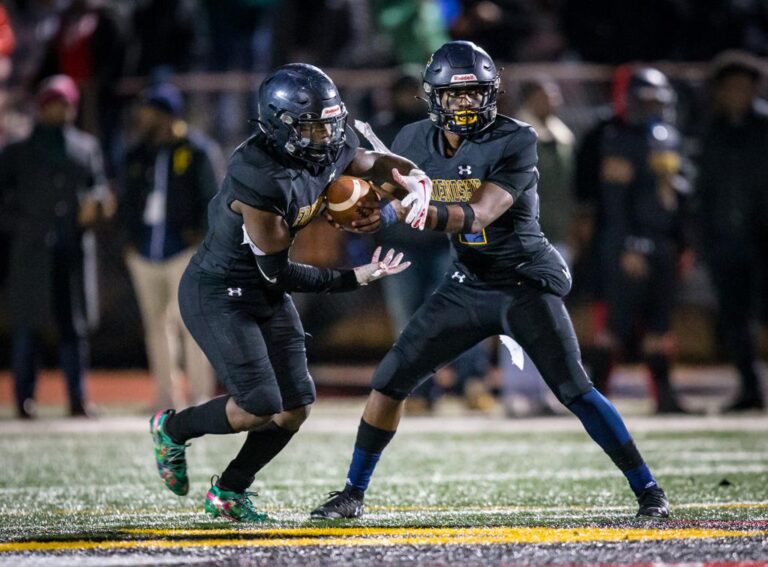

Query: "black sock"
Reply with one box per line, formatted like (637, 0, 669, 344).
(164, 395, 234, 444)
(218, 422, 296, 493)
(605, 439, 645, 472)
(646, 353, 674, 401)
(736, 359, 763, 396)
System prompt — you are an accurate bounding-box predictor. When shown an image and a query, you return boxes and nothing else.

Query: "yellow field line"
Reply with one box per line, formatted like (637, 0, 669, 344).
(122, 526, 768, 538)
(2, 527, 766, 553)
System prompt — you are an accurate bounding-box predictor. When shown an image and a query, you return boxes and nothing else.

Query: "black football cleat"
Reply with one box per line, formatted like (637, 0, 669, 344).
(636, 486, 670, 518)
(310, 486, 365, 519)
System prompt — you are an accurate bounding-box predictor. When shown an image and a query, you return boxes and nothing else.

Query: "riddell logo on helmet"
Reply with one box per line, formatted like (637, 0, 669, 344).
(450, 74, 478, 83)
(321, 105, 342, 118)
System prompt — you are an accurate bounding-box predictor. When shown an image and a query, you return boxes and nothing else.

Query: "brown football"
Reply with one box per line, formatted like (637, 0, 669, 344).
(325, 175, 379, 225)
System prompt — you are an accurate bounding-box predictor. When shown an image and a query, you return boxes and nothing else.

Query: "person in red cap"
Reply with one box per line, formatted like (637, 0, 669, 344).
(0, 74, 109, 418)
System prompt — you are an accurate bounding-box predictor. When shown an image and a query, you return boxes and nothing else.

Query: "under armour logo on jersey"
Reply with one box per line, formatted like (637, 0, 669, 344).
(458, 165, 472, 176)
(227, 288, 243, 297)
(451, 271, 466, 283)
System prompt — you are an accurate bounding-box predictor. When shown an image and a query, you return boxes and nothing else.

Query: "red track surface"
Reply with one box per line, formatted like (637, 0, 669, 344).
(0, 370, 154, 405)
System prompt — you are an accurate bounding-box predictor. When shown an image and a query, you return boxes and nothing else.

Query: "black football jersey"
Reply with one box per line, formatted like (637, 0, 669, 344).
(191, 127, 359, 280)
(392, 116, 569, 290)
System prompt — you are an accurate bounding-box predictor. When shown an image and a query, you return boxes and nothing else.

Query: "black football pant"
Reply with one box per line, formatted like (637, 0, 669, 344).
(372, 268, 592, 406)
(179, 263, 316, 417)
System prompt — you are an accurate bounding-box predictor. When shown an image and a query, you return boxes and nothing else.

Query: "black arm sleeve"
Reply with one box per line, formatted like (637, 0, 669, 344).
(254, 249, 359, 293)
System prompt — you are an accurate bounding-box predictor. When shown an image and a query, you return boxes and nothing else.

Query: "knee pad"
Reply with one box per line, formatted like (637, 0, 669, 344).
(371, 348, 425, 401)
(281, 373, 317, 411)
(303, 379, 317, 406)
(235, 380, 284, 417)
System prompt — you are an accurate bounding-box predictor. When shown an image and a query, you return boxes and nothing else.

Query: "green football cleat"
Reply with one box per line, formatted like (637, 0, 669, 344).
(204, 479, 269, 522)
(149, 410, 190, 496)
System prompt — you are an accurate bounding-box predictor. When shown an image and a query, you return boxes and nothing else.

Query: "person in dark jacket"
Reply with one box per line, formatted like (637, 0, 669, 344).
(576, 66, 691, 414)
(118, 83, 222, 410)
(34, 0, 125, 173)
(0, 74, 108, 418)
(696, 51, 768, 412)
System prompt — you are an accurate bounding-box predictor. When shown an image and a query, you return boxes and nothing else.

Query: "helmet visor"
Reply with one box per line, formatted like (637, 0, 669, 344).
(432, 83, 497, 133)
(439, 85, 492, 111)
(282, 106, 348, 164)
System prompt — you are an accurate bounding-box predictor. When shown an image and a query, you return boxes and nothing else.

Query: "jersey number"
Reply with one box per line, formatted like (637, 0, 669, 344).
(458, 229, 488, 246)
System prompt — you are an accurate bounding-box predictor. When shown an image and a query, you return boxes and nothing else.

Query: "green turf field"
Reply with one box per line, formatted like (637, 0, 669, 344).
(1, 403, 767, 565)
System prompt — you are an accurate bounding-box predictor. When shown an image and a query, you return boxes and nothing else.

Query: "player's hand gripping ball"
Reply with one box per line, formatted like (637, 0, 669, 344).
(325, 175, 379, 227)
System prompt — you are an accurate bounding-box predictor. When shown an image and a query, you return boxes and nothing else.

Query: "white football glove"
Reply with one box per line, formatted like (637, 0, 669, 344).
(391, 168, 432, 230)
(354, 246, 411, 285)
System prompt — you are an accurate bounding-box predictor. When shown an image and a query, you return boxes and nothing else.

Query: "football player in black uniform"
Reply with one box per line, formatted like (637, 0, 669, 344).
(149, 63, 433, 522)
(311, 41, 669, 520)
(576, 67, 690, 414)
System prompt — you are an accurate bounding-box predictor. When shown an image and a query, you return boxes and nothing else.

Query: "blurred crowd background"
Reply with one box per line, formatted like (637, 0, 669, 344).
(0, 0, 767, 417)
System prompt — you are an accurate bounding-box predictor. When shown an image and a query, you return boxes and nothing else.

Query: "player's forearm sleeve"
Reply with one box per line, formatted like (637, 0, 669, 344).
(254, 249, 359, 293)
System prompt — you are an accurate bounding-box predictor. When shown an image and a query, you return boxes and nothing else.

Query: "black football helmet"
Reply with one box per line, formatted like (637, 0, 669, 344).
(625, 67, 676, 126)
(422, 41, 500, 135)
(257, 64, 347, 166)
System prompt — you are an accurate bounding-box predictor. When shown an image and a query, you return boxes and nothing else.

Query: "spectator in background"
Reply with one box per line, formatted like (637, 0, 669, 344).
(202, 0, 277, 146)
(0, 0, 15, 284)
(517, 79, 575, 264)
(368, 70, 493, 413)
(371, 0, 449, 66)
(34, 0, 125, 173)
(273, 0, 378, 68)
(203, 0, 276, 72)
(0, 1, 14, 84)
(450, 0, 534, 62)
(504, 78, 576, 417)
(118, 83, 221, 411)
(696, 51, 767, 412)
(3, 0, 62, 88)
(576, 66, 691, 414)
(0, 75, 109, 418)
(128, 0, 198, 76)
(368, 71, 426, 145)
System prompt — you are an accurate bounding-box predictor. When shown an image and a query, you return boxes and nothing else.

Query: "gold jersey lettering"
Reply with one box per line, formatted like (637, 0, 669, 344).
(293, 194, 325, 227)
(431, 178, 482, 203)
